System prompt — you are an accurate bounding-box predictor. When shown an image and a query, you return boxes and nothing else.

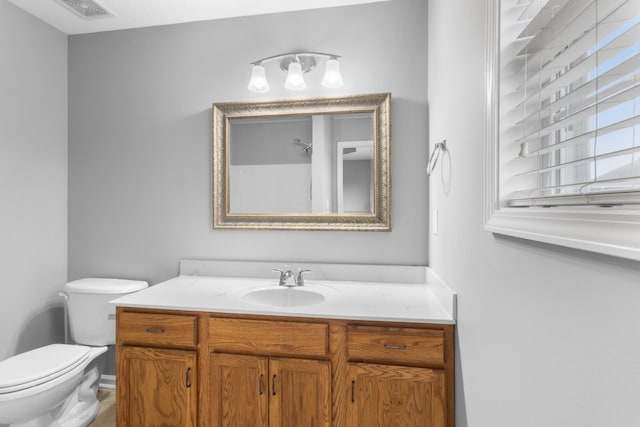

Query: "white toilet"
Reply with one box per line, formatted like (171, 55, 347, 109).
(0, 278, 147, 427)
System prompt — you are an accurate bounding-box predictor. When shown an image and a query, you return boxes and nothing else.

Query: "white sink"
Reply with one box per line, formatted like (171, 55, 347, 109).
(241, 287, 326, 307)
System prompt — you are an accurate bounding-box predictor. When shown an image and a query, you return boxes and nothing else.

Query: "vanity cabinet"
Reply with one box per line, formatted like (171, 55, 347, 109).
(116, 311, 199, 427)
(346, 363, 445, 427)
(345, 325, 451, 427)
(210, 354, 331, 427)
(209, 317, 331, 427)
(115, 308, 454, 427)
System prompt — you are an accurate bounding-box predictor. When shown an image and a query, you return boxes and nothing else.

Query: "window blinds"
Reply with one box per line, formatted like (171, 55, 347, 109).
(504, 0, 640, 207)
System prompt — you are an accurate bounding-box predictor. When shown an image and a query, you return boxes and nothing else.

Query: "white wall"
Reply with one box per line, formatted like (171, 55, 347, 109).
(0, 0, 68, 360)
(428, 1, 640, 426)
(68, 0, 429, 284)
(230, 164, 311, 213)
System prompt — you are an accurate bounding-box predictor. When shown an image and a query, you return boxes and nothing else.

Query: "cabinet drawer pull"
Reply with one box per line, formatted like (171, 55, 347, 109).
(351, 380, 355, 403)
(185, 368, 192, 388)
(259, 374, 264, 395)
(383, 343, 407, 350)
(145, 327, 165, 334)
(272, 374, 277, 396)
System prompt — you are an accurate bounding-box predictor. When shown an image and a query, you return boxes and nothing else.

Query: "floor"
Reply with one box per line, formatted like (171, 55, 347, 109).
(0, 389, 115, 427)
(89, 388, 116, 426)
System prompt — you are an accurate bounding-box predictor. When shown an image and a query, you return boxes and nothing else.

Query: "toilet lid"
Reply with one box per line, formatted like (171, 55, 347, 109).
(0, 344, 91, 394)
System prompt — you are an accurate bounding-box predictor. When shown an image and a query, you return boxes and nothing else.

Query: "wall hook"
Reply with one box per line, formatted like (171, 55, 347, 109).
(427, 139, 447, 176)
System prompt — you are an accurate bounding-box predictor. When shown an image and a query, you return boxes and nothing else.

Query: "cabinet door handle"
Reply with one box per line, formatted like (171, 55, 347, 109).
(383, 343, 407, 350)
(145, 327, 165, 334)
(185, 367, 192, 388)
(351, 380, 355, 403)
(259, 374, 264, 395)
(272, 374, 277, 396)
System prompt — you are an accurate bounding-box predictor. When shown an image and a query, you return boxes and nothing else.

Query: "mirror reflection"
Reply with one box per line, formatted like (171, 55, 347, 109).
(229, 113, 373, 214)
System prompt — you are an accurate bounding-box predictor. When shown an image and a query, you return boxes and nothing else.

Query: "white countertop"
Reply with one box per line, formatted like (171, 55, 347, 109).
(111, 275, 455, 325)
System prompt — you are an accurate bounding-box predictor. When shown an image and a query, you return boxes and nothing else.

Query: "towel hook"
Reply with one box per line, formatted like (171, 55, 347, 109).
(427, 139, 447, 176)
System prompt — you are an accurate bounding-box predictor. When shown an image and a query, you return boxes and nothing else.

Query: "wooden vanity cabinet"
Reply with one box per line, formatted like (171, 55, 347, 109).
(345, 325, 452, 427)
(116, 310, 199, 427)
(118, 347, 197, 426)
(208, 317, 331, 427)
(210, 353, 331, 427)
(116, 308, 454, 427)
(346, 362, 446, 427)
(209, 353, 268, 427)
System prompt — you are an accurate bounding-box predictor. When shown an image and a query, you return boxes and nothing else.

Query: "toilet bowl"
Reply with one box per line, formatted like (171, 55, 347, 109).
(0, 278, 147, 427)
(0, 344, 107, 427)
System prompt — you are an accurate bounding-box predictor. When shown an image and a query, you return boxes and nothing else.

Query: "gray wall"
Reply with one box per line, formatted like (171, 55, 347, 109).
(68, 0, 428, 285)
(428, 1, 640, 426)
(0, 0, 68, 360)
(230, 118, 312, 165)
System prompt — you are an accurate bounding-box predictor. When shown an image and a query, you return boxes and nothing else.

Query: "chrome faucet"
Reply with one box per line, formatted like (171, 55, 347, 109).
(272, 268, 311, 287)
(272, 268, 295, 287)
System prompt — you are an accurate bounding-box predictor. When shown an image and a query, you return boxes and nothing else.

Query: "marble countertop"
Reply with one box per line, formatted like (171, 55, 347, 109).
(111, 274, 455, 325)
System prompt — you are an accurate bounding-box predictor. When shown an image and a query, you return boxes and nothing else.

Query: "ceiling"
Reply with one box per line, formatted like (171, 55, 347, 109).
(9, 0, 389, 35)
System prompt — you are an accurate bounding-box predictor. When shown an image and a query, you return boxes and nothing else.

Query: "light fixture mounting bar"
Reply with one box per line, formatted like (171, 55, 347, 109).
(279, 55, 316, 73)
(250, 51, 341, 66)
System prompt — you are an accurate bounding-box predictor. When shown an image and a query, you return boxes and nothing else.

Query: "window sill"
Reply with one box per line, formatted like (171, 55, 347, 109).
(485, 207, 640, 262)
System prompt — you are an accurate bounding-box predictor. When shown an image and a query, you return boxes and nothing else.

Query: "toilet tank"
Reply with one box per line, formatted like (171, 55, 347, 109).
(63, 278, 148, 346)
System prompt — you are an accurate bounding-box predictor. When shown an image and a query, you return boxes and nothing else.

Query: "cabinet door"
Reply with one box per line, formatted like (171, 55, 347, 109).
(117, 346, 197, 427)
(210, 353, 269, 427)
(269, 357, 331, 427)
(347, 363, 446, 427)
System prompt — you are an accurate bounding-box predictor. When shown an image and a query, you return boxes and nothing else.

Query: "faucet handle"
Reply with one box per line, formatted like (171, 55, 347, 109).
(272, 268, 286, 286)
(295, 269, 311, 287)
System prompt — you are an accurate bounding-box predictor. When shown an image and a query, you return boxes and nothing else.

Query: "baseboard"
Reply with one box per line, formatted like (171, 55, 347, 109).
(100, 374, 115, 390)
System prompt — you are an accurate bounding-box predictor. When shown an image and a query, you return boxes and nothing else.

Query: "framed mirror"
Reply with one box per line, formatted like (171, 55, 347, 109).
(212, 93, 391, 230)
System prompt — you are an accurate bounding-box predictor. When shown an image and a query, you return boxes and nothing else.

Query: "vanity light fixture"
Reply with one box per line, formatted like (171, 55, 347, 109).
(247, 52, 344, 93)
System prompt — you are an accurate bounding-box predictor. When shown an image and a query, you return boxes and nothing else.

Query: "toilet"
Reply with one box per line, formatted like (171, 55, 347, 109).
(0, 278, 148, 427)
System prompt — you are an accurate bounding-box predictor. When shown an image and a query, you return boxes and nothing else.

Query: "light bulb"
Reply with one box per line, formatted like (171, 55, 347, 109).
(247, 64, 269, 93)
(284, 62, 306, 91)
(321, 58, 344, 88)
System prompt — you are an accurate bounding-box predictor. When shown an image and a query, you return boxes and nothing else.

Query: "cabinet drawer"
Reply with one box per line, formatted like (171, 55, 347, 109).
(118, 312, 198, 348)
(347, 325, 444, 367)
(209, 317, 328, 358)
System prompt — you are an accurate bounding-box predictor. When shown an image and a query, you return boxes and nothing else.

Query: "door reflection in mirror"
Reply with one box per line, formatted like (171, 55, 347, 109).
(337, 140, 374, 214)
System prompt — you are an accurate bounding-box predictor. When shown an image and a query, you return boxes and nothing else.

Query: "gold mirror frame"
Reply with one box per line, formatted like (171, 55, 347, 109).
(212, 93, 391, 231)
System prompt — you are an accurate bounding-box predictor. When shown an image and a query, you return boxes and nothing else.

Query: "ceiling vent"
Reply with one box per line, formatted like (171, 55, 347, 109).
(56, 0, 113, 19)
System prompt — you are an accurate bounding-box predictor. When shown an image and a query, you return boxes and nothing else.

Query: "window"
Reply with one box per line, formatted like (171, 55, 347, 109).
(485, 0, 640, 261)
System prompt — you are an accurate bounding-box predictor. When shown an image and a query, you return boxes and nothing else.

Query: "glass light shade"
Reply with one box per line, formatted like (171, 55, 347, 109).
(284, 62, 306, 91)
(321, 58, 344, 88)
(247, 64, 269, 93)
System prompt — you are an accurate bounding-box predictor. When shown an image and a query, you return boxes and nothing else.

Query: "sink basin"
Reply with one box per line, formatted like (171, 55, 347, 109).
(241, 287, 325, 307)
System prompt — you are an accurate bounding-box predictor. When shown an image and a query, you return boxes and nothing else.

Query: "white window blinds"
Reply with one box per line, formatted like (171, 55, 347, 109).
(502, 0, 640, 207)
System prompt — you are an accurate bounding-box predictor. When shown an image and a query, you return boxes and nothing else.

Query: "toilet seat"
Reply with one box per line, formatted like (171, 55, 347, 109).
(0, 344, 91, 394)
